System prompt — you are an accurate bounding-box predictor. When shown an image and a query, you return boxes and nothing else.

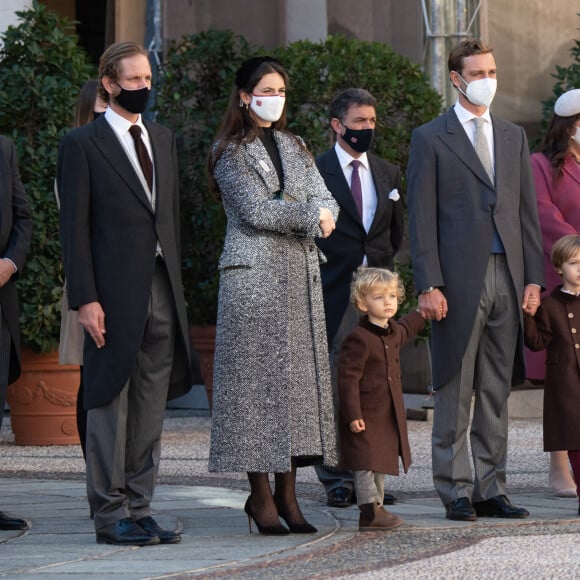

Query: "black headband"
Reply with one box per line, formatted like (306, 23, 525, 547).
(235, 56, 282, 89)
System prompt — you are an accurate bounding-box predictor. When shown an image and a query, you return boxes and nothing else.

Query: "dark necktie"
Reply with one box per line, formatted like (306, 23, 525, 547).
(350, 159, 363, 218)
(129, 124, 153, 191)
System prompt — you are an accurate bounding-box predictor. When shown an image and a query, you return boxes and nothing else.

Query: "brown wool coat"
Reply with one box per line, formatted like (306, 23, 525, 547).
(524, 287, 580, 452)
(337, 311, 425, 475)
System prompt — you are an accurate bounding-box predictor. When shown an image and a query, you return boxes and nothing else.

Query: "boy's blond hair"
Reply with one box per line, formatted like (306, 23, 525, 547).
(350, 266, 405, 313)
(551, 234, 580, 270)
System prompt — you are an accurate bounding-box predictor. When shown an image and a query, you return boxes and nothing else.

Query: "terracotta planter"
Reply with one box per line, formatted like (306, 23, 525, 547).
(189, 325, 215, 412)
(6, 348, 80, 445)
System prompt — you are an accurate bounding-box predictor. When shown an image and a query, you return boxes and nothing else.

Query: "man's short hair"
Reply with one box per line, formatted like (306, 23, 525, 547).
(329, 88, 377, 122)
(97, 41, 149, 103)
(447, 39, 494, 75)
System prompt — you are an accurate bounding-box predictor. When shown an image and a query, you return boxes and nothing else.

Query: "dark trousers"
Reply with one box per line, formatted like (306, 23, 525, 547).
(0, 308, 11, 431)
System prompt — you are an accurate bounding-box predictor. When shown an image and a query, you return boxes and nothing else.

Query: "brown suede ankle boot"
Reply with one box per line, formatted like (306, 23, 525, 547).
(358, 502, 403, 532)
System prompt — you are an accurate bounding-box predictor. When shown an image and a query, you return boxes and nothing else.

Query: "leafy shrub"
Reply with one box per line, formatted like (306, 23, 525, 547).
(155, 30, 442, 325)
(273, 35, 442, 174)
(0, 4, 93, 351)
(395, 258, 430, 342)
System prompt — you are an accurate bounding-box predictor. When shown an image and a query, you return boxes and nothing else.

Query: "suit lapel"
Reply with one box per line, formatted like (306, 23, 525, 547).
(245, 137, 281, 194)
(439, 108, 494, 189)
(492, 115, 514, 196)
(92, 116, 155, 214)
(321, 149, 362, 224)
(145, 120, 171, 217)
(367, 154, 390, 232)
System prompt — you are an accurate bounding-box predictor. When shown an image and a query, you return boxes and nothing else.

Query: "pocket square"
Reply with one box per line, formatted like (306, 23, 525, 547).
(388, 188, 400, 201)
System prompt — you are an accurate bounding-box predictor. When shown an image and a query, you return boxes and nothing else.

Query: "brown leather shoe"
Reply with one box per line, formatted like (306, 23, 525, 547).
(358, 503, 403, 531)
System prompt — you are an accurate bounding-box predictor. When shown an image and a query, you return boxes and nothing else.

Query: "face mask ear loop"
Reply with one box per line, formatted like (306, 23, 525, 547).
(452, 71, 469, 99)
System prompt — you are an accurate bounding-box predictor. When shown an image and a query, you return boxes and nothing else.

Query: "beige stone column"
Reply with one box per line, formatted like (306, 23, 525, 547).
(282, 0, 327, 44)
(115, 0, 147, 43)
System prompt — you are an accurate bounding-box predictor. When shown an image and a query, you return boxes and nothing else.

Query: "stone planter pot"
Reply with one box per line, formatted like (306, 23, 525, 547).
(189, 325, 216, 412)
(6, 348, 80, 445)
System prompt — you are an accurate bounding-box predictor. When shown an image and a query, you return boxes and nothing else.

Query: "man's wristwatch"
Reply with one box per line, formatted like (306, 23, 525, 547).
(420, 286, 435, 294)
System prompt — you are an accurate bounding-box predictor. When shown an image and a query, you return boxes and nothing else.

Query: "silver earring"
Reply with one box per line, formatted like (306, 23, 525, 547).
(239, 98, 244, 108)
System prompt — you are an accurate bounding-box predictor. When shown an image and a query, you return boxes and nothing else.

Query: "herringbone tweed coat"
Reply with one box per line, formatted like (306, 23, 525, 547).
(208, 131, 339, 472)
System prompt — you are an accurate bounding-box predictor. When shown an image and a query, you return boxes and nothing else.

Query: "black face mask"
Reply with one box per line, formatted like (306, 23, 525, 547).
(341, 124, 374, 153)
(114, 84, 150, 114)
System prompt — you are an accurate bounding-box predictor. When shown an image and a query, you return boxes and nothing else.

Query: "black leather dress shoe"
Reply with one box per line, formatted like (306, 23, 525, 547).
(96, 518, 160, 546)
(135, 516, 181, 544)
(383, 492, 398, 505)
(445, 497, 477, 521)
(327, 487, 353, 508)
(0, 511, 29, 530)
(473, 495, 529, 519)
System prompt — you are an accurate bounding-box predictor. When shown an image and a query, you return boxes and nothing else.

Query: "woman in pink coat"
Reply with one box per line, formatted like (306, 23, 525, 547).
(527, 88, 580, 496)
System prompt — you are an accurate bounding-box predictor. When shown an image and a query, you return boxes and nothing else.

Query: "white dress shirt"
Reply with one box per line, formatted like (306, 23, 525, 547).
(334, 141, 377, 233)
(104, 107, 156, 208)
(104, 107, 162, 256)
(454, 99, 495, 176)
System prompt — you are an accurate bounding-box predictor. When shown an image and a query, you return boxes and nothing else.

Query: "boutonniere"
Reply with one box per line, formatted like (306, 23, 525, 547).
(388, 188, 400, 201)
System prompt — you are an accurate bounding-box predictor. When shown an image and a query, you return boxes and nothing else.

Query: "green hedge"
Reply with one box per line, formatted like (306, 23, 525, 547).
(0, 4, 93, 352)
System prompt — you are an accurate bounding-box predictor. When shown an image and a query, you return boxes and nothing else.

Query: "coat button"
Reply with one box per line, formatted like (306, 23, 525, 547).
(575, 344, 579, 349)
(569, 313, 574, 318)
(573, 328, 577, 334)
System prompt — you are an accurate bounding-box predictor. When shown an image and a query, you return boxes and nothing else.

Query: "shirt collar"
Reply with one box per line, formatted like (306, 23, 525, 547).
(104, 106, 145, 135)
(453, 99, 492, 125)
(334, 141, 369, 171)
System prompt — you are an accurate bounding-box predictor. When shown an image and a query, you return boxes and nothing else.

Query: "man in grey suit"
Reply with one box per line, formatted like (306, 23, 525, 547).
(0, 135, 32, 530)
(407, 39, 544, 521)
(58, 42, 191, 545)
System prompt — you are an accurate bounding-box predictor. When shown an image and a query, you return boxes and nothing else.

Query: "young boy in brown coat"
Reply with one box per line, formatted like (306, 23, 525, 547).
(524, 234, 580, 514)
(337, 267, 425, 531)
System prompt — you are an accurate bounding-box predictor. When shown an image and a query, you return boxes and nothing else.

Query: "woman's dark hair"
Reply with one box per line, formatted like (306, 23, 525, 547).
(74, 79, 99, 128)
(540, 112, 580, 179)
(208, 56, 309, 194)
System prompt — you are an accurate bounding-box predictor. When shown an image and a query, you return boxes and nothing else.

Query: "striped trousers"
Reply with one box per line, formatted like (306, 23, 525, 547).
(86, 259, 176, 530)
(432, 254, 519, 506)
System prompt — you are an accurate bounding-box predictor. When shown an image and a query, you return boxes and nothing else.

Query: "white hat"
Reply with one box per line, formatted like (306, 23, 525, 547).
(554, 89, 580, 117)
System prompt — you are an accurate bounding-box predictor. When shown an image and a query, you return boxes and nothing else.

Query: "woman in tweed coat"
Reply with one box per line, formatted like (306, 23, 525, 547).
(207, 57, 339, 535)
